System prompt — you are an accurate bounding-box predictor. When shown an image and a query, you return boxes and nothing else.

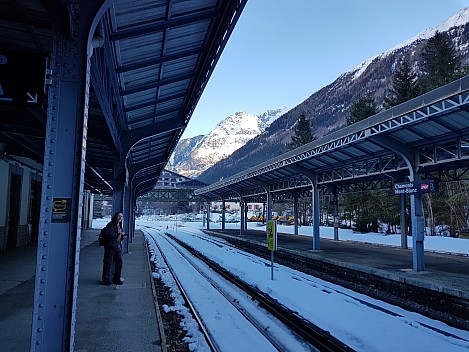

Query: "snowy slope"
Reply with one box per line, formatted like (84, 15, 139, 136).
(349, 7, 469, 79)
(170, 107, 289, 177)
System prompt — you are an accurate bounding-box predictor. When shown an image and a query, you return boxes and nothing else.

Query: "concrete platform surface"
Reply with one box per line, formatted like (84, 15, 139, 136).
(0, 229, 165, 352)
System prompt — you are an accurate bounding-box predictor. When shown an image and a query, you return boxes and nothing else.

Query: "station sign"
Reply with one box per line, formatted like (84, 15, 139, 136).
(267, 220, 277, 251)
(394, 179, 438, 195)
(267, 220, 277, 280)
(0, 50, 46, 107)
(52, 198, 72, 223)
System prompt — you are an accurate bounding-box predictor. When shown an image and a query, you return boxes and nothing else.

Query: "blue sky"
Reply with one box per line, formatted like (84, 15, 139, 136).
(182, 0, 469, 139)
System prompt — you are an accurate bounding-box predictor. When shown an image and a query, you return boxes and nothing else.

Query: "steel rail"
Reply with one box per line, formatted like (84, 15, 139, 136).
(144, 230, 218, 352)
(159, 232, 291, 351)
(146, 228, 292, 351)
(164, 231, 355, 352)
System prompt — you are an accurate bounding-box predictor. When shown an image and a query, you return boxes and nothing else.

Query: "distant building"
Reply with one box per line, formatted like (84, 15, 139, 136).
(155, 170, 263, 214)
(211, 201, 263, 213)
(155, 170, 206, 189)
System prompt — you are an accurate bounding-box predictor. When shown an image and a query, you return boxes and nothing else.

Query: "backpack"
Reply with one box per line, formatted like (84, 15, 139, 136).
(98, 227, 107, 246)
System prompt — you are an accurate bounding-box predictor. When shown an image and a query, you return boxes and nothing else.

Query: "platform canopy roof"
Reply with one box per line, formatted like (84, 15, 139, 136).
(0, 0, 247, 195)
(196, 77, 469, 201)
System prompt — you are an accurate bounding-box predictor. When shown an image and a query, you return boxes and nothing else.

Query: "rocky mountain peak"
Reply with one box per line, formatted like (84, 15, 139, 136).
(169, 108, 288, 178)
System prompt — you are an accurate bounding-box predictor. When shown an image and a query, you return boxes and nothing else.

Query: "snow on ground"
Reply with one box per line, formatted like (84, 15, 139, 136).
(145, 228, 311, 352)
(125, 215, 469, 256)
(91, 217, 469, 351)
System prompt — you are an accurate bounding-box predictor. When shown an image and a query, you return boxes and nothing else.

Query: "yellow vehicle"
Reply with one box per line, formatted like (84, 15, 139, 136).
(277, 215, 295, 225)
(250, 212, 265, 222)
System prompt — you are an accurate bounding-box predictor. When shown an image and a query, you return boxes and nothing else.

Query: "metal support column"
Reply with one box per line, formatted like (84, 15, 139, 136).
(333, 188, 339, 241)
(206, 202, 210, 230)
(129, 188, 135, 242)
(122, 183, 130, 253)
(293, 192, 299, 235)
(410, 175, 425, 271)
(244, 202, 248, 230)
(202, 202, 206, 228)
(262, 202, 266, 225)
(87, 192, 94, 229)
(221, 199, 226, 231)
(400, 194, 408, 249)
(113, 162, 125, 215)
(239, 199, 244, 236)
(368, 134, 424, 270)
(288, 164, 320, 249)
(30, 2, 105, 351)
(311, 176, 320, 250)
(266, 192, 272, 222)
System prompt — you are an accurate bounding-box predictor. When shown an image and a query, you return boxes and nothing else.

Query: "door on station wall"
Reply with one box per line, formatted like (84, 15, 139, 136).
(29, 180, 41, 243)
(7, 173, 21, 249)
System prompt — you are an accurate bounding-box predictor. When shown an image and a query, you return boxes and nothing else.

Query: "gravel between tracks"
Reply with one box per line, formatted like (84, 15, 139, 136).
(148, 232, 469, 351)
(150, 260, 190, 352)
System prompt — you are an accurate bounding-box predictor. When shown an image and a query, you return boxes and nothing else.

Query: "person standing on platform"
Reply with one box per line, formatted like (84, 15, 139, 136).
(102, 212, 126, 285)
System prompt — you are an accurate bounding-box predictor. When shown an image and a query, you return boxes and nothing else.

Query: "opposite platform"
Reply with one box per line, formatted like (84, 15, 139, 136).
(204, 228, 469, 300)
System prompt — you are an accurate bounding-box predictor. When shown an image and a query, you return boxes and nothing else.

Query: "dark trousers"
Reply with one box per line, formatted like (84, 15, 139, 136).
(102, 247, 123, 282)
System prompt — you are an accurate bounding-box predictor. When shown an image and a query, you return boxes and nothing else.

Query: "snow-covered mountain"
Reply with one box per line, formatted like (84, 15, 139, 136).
(348, 7, 469, 81)
(169, 107, 289, 177)
(197, 7, 469, 184)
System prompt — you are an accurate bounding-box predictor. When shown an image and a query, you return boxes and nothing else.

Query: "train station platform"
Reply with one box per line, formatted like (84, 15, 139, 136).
(0, 229, 165, 352)
(1, 225, 468, 351)
(204, 228, 469, 300)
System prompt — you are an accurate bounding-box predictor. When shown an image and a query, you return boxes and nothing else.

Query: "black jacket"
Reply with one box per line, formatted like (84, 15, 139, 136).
(104, 221, 122, 250)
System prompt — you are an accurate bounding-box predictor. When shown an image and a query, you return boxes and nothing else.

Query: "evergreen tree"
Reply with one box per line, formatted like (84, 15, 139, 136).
(419, 31, 463, 93)
(344, 94, 380, 232)
(346, 93, 378, 126)
(384, 57, 420, 108)
(287, 113, 315, 151)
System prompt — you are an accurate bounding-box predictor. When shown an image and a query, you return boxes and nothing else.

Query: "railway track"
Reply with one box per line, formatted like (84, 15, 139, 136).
(143, 226, 355, 352)
(201, 229, 469, 331)
(145, 230, 218, 351)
